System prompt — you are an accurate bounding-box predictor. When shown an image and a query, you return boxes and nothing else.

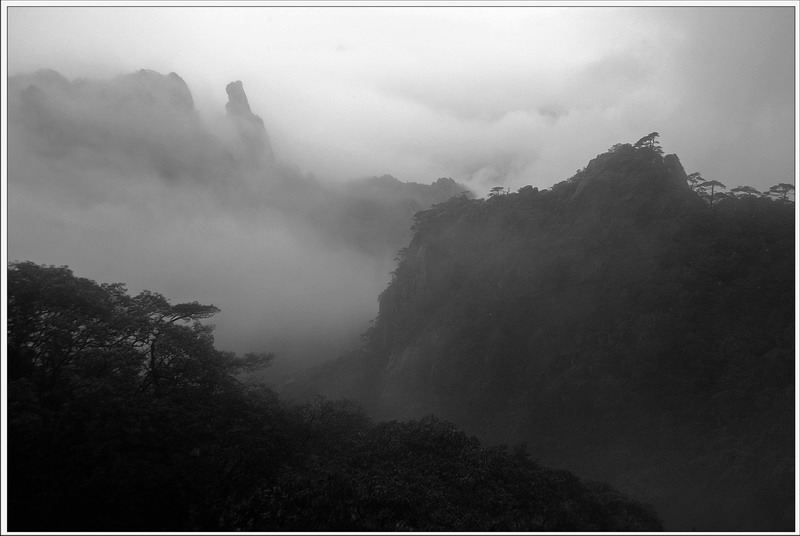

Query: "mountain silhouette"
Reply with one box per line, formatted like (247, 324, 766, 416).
(287, 140, 796, 532)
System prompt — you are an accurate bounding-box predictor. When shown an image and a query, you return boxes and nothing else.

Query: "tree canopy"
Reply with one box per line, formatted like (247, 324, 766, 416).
(633, 132, 663, 154)
(697, 179, 727, 206)
(767, 183, 795, 202)
(7, 260, 662, 532)
(731, 185, 762, 198)
(344, 141, 796, 531)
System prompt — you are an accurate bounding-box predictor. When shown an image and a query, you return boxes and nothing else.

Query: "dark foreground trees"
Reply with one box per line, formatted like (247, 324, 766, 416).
(6, 261, 662, 532)
(233, 409, 662, 532)
(7, 261, 287, 530)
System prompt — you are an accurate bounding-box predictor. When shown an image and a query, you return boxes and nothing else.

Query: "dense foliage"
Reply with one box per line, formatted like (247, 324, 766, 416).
(6, 261, 662, 531)
(291, 141, 796, 531)
(234, 404, 661, 532)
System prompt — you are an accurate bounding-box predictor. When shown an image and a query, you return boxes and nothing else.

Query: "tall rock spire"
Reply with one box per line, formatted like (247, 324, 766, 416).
(225, 80, 274, 166)
(225, 80, 258, 121)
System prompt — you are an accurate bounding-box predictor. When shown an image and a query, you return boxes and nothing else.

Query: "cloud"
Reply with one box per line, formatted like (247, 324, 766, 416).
(5, 6, 795, 372)
(6, 70, 466, 372)
(8, 6, 792, 194)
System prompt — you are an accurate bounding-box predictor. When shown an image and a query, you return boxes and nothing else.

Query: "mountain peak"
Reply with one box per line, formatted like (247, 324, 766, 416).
(119, 69, 195, 112)
(224, 80, 273, 165)
(225, 80, 258, 121)
(566, 143, 703, 220)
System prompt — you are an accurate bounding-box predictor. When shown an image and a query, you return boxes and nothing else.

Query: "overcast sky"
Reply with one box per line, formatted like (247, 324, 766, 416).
(5, 3, 796, 193)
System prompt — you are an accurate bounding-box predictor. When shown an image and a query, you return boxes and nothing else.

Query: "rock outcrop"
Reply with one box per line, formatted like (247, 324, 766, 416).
(225, 80, 274, 166)
(566, 144, 704, 220)
(117, 69, 196, 112)
(225, 80, 258, 120)
(7, 68, 228, 182)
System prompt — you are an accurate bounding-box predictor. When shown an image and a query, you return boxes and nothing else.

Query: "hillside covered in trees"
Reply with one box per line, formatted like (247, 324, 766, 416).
(287, 137, 796, 531)
(6, 261, 662, 532)
(5, 123, 795, 532)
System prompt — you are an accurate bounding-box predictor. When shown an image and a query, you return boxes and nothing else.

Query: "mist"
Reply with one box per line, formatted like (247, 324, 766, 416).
(7, 6, 795, 194)
(6, 69, 466, 374)
(4, 5, 796, 371)
(4, 7, 797, 532)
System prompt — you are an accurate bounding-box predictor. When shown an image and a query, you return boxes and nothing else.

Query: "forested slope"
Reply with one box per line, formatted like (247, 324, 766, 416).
(6, 261, 661, 531)
(289, 140, 796, 531)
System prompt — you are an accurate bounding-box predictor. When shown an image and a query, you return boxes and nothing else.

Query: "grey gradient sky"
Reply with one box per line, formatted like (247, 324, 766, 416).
(5, 4, 797, 192)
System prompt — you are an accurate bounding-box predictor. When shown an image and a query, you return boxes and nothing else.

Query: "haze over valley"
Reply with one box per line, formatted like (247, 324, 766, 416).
(6, 6, 794, 372)
(7, 68, 467, 373)
(3, 5, 796, 533)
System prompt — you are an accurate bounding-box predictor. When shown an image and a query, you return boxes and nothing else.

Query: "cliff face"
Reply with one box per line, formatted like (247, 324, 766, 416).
(332, 142, 794, 532)
(370, 144, 707, 390)
(8, 69, 229, 182)
(7, 70, 281, 183)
